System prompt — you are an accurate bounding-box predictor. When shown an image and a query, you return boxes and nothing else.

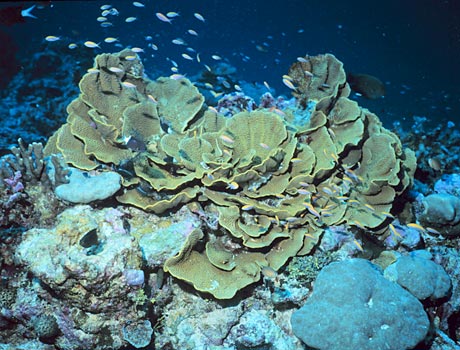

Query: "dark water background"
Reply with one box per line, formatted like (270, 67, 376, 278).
(2, 0, 460, 130)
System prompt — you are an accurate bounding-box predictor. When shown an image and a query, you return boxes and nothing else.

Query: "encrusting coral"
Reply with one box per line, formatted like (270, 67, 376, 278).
(44, 49, 416, 299)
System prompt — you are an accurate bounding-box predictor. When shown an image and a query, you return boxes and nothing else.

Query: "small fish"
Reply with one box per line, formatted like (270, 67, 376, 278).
(263, 81, 271, 90)
(194, 12, 205, 22)
(255, 44, 268, 53)
(109, 8, 119, 16)
(297, 57, 308, 63)
(100, 4, 112, 10)
(304, 70, 314, 77)
(352, 239, 364, 252)
(259, 143, 271, 150)
(172, 38, 186, 45)
(150, 43, 158, 50)
(330, 152, 339, 163)
(132, 1, 145, 7)
(304, 202, 320, 218)
(208, 106, 218, 114)
(196, 53, 201, 63)
(187, 29, 198, 36)
(364, 203, 375, 212)
(100, 22, 113, 28)
(260, 266, 277, 279)
(168, 58, 178, 67)
(222, 80, 231, 88)
(205, 83, 213, 90)
(352, 220, 365, 229)
(204, 64, 212, 72)
(108, 67, 124, 73)
(156, 12, 172, 23)
(68, 43, 77, 49)
(428, 158, 442, 171)
(87, 68, 100, 74)
(182, 53, 194, 61)
(147, 94, 158, 104)
(84, 41, 100, 48)
(227, 181, 239, 190)
(124, 55, 137, 61)
(327, 128, 336, 140)
(121, 81, 137, 88)
(104, 37, 119, 43)
(297, 189, 311, 195)
(20, 4, 37, 20)
(407, 223, 426, 232)
(381, 211, 395, 219)
(234, 84, 242, 92)
(125, 17, 137, 23)
(169, 74, 186, 80)
(426, 227, 440, 235)
(211, 55, 222, 60)
(389, 223, 402, 238)
(241, 204, 254, 211)
(101, 9, 111, 16)
(210, 90, 223, 98)
(97, 16, 107, 22)
(282, 78, 296, 90)
(220, 134, 234, 144)
(265, 107, 283, 117)
(171, 66, 179, 73)
(45, 35, 60, 42)
(166, 12, 180, 18)
(131, 47, 144, 53)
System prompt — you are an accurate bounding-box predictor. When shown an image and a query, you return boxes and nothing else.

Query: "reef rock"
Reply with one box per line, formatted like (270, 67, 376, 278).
(291, 259, 429, 350)
(14, 205, 198, 349)
(417, 193, 460, 236)
(384, 250, 451, 301)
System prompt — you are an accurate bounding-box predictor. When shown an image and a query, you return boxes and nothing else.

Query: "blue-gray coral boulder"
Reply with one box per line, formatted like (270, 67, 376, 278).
(290, 258, 429, 350)
(384, 251, 451, 301)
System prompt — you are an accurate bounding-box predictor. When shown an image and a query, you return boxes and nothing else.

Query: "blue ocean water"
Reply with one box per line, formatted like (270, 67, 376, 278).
(1, 0, 459, 141)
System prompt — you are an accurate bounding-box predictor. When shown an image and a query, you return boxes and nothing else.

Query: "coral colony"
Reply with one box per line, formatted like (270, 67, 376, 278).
(0, 5, 459, 350)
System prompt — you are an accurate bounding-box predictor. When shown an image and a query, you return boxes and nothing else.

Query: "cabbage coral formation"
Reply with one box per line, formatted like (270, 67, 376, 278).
(44, 50, 416, 299)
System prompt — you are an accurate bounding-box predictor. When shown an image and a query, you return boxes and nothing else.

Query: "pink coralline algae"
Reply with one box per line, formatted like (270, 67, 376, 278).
(3, 170, 25, 208)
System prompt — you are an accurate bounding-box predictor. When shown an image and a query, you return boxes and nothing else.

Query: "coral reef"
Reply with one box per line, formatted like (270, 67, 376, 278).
(0, 139, 68, 229)
(0, 46, 92, 152)
(13, 205, 190, 349)
(43, 50, 416, 299)
(394, 116, 460, 186)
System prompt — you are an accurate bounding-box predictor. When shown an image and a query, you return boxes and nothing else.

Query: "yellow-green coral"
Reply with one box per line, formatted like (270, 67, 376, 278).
(45, 50, 416, 299)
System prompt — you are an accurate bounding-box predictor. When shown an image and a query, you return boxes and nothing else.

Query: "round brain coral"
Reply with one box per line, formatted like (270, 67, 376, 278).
(44, 50, 416, 299)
